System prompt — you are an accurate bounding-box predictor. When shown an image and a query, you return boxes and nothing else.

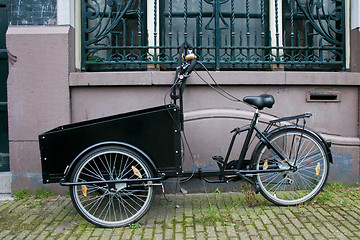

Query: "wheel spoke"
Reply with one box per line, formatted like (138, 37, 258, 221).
(256, 129, 329, 205)
(70, 146, 154, 227)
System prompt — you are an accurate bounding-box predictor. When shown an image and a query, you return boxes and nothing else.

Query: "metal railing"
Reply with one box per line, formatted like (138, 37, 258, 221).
(81, 0, 346, 71)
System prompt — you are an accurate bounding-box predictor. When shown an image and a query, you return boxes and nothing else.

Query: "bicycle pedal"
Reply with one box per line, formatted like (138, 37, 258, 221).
(212, 156, 225, 168)
(212, 156, 224, 163)
(254, 183, 260, 194)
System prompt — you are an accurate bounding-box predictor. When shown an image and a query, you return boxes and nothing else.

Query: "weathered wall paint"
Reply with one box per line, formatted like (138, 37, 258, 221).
(5, 25, 360, 194)
(6, 26, 73, 193)
(9, 0, 57, 25)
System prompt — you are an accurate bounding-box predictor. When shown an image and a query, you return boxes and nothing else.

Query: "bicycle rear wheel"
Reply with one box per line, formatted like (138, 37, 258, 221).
(69, 145, 154, 227)
(255, 128, 329, 206)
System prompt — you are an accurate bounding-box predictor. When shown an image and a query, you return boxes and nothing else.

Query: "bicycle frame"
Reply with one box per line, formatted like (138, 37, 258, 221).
(177, 109, 305, 186)
(170, 79, 289, 185)
(169, 49, 332, 187)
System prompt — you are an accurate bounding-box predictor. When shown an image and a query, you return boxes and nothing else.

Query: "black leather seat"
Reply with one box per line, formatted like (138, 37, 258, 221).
(243, 94, 275, 110)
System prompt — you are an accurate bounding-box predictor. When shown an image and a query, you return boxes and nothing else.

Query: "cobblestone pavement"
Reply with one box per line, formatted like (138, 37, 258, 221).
(1, 185, 360, 239)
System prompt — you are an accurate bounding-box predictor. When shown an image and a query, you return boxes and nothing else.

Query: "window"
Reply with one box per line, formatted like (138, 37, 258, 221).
(82, 0, 148, 71)
(282, 0, 345, 70)
(81, 0, 346, 71)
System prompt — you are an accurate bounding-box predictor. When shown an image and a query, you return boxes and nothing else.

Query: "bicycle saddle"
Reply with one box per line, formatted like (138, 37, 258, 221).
(243, 94, 275, 110)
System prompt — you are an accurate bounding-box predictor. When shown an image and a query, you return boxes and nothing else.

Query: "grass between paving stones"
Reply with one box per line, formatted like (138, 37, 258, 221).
(314, 183, 360, 207)
(13, 186, 54, 201)
(1, 183, 360, 239)
(167, 183, 360, 228)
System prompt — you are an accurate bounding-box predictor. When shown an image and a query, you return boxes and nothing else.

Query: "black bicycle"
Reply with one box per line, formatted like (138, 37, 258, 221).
(39, 43, 332, 228)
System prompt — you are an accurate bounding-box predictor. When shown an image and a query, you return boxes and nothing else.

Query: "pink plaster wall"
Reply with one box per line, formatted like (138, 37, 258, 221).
(69, 81, 360, 185)
(6, 26, 74, 193)
(69, 84, 359, 137)
(351, 28, 360, 72)
(5, 25, 360, 195)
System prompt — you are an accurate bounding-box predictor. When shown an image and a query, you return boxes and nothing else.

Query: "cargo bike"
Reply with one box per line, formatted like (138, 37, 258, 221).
(39, 43, 332, 228)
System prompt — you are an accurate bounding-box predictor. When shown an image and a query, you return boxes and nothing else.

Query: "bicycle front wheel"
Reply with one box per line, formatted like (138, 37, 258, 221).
(69, 146, 155, 227)
(255, 128, 329, 206)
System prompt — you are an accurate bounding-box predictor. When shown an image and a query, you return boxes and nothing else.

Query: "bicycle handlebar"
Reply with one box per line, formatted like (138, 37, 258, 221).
(170, 43, 197, 130)
(183, 58, 197, 77)
(171, 42, 197, 102)
(174, 43, 197, 80)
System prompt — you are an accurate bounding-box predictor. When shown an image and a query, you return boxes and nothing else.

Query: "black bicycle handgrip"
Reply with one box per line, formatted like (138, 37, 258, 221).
(184, 59, 197, 77)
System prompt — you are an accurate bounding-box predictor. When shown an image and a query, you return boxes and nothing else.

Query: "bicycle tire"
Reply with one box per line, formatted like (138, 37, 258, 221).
(254, 128, 329, 206)
(69, 145, 154, 227)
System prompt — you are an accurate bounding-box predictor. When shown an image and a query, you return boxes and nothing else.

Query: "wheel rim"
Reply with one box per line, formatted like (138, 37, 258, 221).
(256, 131, 328, 205)
(72, 149, 153, 226)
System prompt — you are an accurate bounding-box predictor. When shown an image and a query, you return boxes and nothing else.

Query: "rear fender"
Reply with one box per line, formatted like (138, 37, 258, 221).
(251, 125, 333, 165)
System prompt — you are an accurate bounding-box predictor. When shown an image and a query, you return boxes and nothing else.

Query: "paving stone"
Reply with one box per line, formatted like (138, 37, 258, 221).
(258, 213, 271, 225)
(317, 226, 337, 239)
(101, 229, 115, 239)
(205, 225, 217, 237)
(298, 228, 314, 240)
(143, 228, 154, 239)
(266, 225, 280, 236)
(293, 236, 306, 240)
(278, 214, 291, 224)
(195, 223, 204, 232)
(215, 221, 225, 232)
(353, 231, 360, 238)
(121, 229, 132, 240)
(337, 225, 356, 237)
(1, 189, 360, 240)
(272, 236, 283, 240)
(278, 227, 292, 238)
(304, 222, 320, 234)
(217, 231, 227, 239)
(249, 235, 261, 240)
(245, 224, 258, 236)
(253, 219, 266, 230)
(175, 223, 183, 232)
(164, 228, 173, 239)
(154, 224, 163, 234)
(313, 233, 328, 240)
(231, 212, 240, 221)
(174, 232, 184, 240)
(225, 225, 237, 238)
(271, 218, 286, 229)
(185, 226, 195, 238)
(285, 223, 301, 235)
(78, 230, 93, 240)
(237, 230, 251, 239)
(196, 232, 206, 239)
(259, 230, 271, 239)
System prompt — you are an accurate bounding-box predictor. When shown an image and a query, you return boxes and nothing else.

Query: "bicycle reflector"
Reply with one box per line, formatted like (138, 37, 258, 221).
(263, 160, 269, 170)
(315, 162, 320, 176)
(81, 184, 88, 197)
(132, 166, 143, 179)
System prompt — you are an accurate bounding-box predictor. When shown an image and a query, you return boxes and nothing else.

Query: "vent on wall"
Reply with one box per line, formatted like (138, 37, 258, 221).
(306, 91, 340, 102)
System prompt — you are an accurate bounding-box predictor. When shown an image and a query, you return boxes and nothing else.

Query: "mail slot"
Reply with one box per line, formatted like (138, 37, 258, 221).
(306, 91, 340, 102)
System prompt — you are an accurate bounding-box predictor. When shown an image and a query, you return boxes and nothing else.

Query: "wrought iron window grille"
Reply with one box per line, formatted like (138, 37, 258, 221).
(81, 0, 346, 71)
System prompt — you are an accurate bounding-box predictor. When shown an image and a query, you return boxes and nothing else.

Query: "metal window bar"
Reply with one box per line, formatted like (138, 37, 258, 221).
(81, 0, 345, 71)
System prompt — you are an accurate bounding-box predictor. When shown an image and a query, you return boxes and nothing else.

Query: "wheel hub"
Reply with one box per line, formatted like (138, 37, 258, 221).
(115, 182, 127, 191)
(279, 159, 298, 172)
(109, 182, 127, 193)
